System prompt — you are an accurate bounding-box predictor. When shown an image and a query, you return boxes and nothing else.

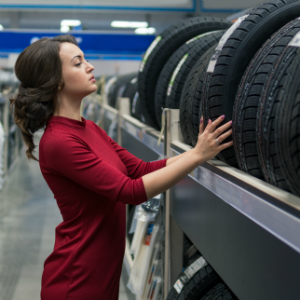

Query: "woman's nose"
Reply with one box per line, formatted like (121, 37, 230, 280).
(87, 62, 95, 72)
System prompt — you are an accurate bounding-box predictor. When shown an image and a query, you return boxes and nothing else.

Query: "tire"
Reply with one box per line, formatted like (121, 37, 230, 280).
(275, 51, 300, 197)
(105, 76, 117, 96)
(131, 92, 144, 122)
(165, 31, 225, 122)
(256, 33, 300, 191)
(183, 235, 201, 269)
(166, 257, 222, 300)
(202, 0, 300, 166)
(138, 17, 231, 129)
(107, 73, 137, 108)
(180, 46, 216, 146)
(121, 76, 138, 113)
(154, 30, 225, 129)
(200, 283, 236, 300)
(233, 18, 300, 180)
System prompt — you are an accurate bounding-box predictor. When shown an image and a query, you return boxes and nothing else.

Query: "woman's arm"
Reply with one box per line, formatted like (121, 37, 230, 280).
(142, 116, 233, 199)
(166, 149, 190, 166)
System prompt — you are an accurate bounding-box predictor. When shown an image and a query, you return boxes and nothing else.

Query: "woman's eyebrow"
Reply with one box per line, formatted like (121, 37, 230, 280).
(71, 55, 82, 62)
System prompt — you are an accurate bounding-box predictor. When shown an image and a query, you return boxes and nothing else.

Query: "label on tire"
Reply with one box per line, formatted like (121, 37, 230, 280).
(139, 36, 162, 72)
(173, 257, 207, 294)
(174, 279, 184, 294)
(167, 53, 189, 96)
(185, 30, 221, 45)
(207, 14, 249, 73)
(289, 31, 300, 47)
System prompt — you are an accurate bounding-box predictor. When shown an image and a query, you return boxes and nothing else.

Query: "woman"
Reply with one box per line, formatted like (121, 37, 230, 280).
(10, 35, 233, 300)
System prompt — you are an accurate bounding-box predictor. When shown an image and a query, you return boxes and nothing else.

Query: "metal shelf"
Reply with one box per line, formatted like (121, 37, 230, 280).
(100, 103, 300, 300)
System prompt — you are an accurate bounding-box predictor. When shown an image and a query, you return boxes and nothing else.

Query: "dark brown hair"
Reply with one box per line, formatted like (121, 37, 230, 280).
(9, 35, 78, 162)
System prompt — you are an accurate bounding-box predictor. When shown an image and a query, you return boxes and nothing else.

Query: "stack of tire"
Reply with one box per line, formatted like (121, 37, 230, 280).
(134, 0, 300, 199)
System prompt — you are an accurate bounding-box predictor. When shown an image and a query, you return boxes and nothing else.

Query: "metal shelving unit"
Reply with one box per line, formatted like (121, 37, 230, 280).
(0, 96, 23, 190)
(100, 99, 300, 300)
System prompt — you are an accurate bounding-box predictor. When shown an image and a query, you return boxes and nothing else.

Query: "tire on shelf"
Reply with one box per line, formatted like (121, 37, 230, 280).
(107, 73, 137, 108)
(200, 282, 236, 300)
(131, 92, 144, 122)
(202, 0, 300, 167)
(233, 18, 300, 180)
(166, 257, 223, 300)
(180, 46, 216, 146)
(154, 30, 224, 129)
(275, 50, 300, 197)
(165, 31, 226, 122)
(138, 17, 231, 129)
(121, 76, 138, 113)
(256, 31, 300, 191)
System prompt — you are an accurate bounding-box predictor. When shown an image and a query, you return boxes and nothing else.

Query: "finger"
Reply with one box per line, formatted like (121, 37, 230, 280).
(216, 129, 232, 143)
(213, 120, 232, 138)
(207, 115, 225, 133)
(219, 140, 234, 151)
(199, 116, 204, 135)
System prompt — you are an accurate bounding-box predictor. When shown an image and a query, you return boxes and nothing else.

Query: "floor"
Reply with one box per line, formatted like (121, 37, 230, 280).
(0, 131, 135, 300)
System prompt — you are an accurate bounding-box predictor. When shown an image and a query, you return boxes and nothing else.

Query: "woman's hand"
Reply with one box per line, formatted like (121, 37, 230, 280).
(194, 115, 233, 162)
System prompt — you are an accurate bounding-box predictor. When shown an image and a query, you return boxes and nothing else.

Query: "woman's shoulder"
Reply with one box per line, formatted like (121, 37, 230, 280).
(40, 124, 84, 151)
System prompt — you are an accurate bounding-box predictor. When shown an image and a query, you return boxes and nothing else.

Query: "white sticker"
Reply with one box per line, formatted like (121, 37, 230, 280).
(289, 31, 300, 47)
(130, 77, 137, 84)
(139, 36, 162, 72)
(174, 279, 184, 294)
(167, 53, 189, 96)
(186, 30, 221, 45)
(184, 257, 207, 280)
(207, 14, 249, 73)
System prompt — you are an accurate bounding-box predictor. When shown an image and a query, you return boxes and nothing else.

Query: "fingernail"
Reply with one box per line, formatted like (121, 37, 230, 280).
(230, 121, 233, 125)
(221, 115, 225, 119)
(200, 119, 203, 124)
(209, 119, 212, 124)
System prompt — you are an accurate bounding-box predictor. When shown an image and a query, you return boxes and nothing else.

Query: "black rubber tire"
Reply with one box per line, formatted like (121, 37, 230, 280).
(138, 17, 231, 129)
(275, 52, 300, 197)
(233, 18, 300, 180)
(180, 46, 216, 146)
(120, 76, 138, 113)
(166, 257, 222, 300)
(200, 283, 236, 300)
(183, 235, 201, 269)
(154, 30, 225, 129)
(202, 0, 300, 166)
(131, 92, 144, 122)
(165, 31, 225, 123)
(107, 73, 137, 108)
(256, 36, 300, 191)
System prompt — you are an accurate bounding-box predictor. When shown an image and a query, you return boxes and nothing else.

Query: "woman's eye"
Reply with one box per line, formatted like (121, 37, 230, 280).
(75, 62, 82, 67)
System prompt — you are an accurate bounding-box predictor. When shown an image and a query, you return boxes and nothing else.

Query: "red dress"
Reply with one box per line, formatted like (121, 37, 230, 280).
(39, 116, 167, 300)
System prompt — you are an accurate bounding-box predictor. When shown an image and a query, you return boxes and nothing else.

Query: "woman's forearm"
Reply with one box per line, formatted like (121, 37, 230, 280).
(142, 116, 233, 199)
(142, 149, 202, 199)
(166, 150, 191, 166)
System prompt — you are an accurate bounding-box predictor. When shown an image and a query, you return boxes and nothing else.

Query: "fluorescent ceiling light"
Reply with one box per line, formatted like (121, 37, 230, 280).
(135, 27, 156, 34)
(60, 25, 70, 33)
(111, 21, 148, 28)
(0, 24, 3, 30)
(61, 19, 81, 27)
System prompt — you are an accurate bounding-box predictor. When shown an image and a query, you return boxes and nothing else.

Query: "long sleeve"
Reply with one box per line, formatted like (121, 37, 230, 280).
(42, 133, 148, 205)
(103, 130, 167, 179)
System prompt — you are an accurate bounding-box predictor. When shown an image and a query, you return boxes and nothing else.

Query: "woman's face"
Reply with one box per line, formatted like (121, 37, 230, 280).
(59, 42, 97, 99)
